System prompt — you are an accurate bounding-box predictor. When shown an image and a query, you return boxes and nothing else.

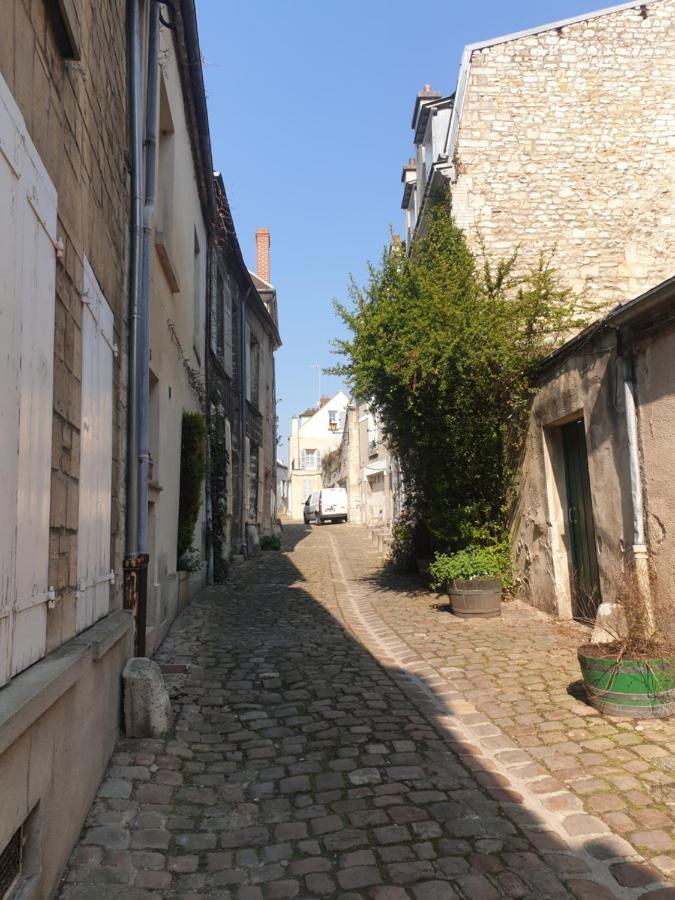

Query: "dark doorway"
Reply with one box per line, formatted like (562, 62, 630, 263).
(561, 419, 601, 620)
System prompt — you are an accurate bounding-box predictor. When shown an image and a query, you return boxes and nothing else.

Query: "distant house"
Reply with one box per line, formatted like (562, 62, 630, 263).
(287, 391, 350, 519)
(322, 402, 402, 528)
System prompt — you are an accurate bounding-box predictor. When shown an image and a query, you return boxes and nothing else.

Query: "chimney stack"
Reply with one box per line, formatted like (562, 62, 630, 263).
(256, 228, 271, 283)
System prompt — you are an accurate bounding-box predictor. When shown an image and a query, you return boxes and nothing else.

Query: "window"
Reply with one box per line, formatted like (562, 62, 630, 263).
(246, 324, 260, 408)
(328, 410, 337, 431)
(76, 260, 114, 633)
(0, 70, 57, 685)
(213, 269, 224, 358)
(193, 229, 202, 364)
(301, 449, 320, 471)
(155, 75, 179, 292)
(249, 443, 259, 518)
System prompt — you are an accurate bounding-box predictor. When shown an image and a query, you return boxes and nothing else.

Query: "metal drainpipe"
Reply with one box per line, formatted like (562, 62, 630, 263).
(623, 350, 655, 629)
(126, 0, 143, 561)
(124, 0, 144, 650)
(128, 0, 160, 657)
(239, 288, 251, 555)
(138, 0, 160, 555)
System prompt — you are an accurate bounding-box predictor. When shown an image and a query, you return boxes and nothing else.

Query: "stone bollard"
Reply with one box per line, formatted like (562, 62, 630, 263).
(123, 657, 172, 738)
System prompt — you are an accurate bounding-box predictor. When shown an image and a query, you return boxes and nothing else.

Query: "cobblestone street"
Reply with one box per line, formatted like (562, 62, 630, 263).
(59, 524, 675, 899)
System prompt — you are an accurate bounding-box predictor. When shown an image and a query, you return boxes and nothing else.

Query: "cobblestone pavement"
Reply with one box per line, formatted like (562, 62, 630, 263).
(59, 524, 675, 899)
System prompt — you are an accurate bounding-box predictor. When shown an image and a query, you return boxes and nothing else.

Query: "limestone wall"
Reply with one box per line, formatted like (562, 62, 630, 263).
(452, 0, 675, 312)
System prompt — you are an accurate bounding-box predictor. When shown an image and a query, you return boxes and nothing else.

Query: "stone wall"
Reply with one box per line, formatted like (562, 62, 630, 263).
(452, 0, 675, 312)
(0, 0, 129, 647)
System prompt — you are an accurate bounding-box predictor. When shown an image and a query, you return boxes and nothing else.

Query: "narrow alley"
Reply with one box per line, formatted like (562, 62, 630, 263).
(58, 525, 674, 900)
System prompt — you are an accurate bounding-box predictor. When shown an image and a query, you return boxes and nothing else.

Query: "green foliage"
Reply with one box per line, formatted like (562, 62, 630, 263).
(260, 534, 281, 551)
(177, 547, 202, 574)
(429, 543, 512, 591)
(331, 193, 580, 552)
(389, 514, 415, 570)
(177, 410, 208, 563)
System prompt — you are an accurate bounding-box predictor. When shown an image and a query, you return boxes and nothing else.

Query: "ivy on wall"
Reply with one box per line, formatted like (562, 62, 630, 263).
(177, 410, 208, 564)
(331, 193, 581, 555)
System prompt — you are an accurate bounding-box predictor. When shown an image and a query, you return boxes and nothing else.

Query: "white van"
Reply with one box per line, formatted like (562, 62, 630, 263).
(314, 487, 348, 525)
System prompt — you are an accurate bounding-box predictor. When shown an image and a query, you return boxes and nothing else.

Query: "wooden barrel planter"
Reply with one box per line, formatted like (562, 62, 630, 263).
(448, 578, 502, 619)
(578, 650, 675, 718)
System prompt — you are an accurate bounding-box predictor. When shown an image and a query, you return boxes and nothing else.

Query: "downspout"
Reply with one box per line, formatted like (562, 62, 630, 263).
(138, 0, 160, 555)
(623, 349, 655, 630)
(124, 0, 143, 648)
(128, 0, 161, 657)
(126, 0, 143, 559)
(239, 287, 252, 554)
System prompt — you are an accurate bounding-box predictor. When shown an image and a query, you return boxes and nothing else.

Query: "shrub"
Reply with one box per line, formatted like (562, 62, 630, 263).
(429, 543, 512, 592)
(177, 410, 208, 562)
(260, 535, 281, 551)
(331, 193, 580, 554)
(177, 547, 202, 574)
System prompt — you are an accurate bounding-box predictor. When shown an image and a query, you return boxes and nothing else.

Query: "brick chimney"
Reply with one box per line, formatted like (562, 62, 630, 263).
(255, 228, 271, 283)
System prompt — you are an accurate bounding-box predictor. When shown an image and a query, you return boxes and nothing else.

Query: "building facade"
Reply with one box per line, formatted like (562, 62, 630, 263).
(322, 402, 401, 528)
(0, 2, 132, 895)
(287, 391, 349, 520)
(405, 0, 675, 313)
(515, 277, 675, 639)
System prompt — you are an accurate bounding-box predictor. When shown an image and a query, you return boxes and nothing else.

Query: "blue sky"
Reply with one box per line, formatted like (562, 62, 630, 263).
(196, 0, 615, 462)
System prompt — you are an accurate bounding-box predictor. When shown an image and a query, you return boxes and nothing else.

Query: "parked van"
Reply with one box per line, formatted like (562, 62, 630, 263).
(316, 487, 348, 525)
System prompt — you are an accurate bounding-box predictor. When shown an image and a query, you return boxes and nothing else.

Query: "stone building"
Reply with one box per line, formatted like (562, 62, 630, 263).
(406, 0, 675, 313)
(207, 183, 281, 569)
(515, 276, 675, 637)
(0, 1, 132, 895)
(322, 402, 401, 528)
(287, 392, 350, 520)
(142, 3, 212, 654)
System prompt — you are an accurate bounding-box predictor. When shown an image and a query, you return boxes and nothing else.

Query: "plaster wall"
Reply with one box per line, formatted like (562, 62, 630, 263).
(287, 392, 350, 519)
(452, 0, 675, 312)
(635, 324, 675, 628)
(514, 337, 633, 617)
(146, 23, 208, 653)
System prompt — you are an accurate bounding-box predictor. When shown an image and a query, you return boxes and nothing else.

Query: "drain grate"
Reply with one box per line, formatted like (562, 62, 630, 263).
(0, 826, 22, 900)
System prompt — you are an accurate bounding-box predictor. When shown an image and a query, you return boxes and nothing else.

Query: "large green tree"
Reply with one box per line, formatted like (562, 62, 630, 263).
(332, 197, 579, 553)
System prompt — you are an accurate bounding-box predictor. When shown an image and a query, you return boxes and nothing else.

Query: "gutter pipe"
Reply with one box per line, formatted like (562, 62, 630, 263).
(126, 0, 143, 561)
(622, 350, 655, 629)
(138, 0, 160, 556)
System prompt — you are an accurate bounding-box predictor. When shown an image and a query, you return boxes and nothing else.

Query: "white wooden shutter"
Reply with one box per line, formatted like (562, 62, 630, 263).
(76, 260, 114, 633)
(0, 71, 57, 685)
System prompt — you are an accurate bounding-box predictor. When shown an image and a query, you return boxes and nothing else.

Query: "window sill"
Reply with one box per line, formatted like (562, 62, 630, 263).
(0, 611, 132, 755)
(155, 233, 181, 293)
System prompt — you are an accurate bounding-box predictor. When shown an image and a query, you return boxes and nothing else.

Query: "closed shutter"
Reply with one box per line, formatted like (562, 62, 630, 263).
(223, 278, 233, 378)
(0, 71, 57, 685)
(245, 324, 251, 402)
(225, 418, 233, 516)
(76, 260, 114, 633)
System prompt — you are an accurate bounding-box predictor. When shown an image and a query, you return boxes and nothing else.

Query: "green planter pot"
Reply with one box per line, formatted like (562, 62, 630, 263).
(578, 650, 675, 718)
(448, 578, 502, 619)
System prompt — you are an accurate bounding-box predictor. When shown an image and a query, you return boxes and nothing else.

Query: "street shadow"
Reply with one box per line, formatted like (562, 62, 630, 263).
(59, 524, 672, 898)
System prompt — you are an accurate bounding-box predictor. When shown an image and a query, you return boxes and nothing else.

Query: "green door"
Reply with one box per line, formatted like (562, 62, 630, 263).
(561, 419, 601, 620)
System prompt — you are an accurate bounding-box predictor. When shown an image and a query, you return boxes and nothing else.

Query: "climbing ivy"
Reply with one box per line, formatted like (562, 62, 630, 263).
(331, 194, 581, 554)
(177, 410, 208, 564)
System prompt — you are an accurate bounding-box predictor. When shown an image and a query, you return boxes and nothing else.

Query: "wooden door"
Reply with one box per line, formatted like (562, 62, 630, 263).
(562, 419, 601, 620)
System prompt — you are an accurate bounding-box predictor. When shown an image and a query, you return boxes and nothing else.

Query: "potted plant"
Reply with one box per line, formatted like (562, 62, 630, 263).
(429, 544, 510, 619)
(577, 567, 675, 718)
